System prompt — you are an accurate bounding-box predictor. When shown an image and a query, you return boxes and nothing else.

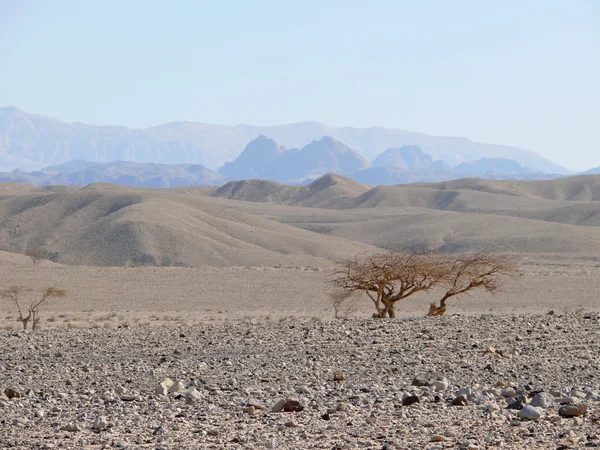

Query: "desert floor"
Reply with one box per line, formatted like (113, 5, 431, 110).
(1, 255, 599, 330)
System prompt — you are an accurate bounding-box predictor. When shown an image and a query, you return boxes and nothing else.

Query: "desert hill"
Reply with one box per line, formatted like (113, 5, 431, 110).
(207, 173, 600, 258)
(213, 174, 369, 208)
(0, 185, 374, 267)
(3, 174, 600, 268)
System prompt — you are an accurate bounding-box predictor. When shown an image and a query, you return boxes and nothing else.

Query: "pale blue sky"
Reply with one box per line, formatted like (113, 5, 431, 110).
(1, 0, 598, 170)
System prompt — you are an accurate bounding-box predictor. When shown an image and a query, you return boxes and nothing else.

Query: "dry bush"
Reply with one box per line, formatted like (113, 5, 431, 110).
(329, 290, 358, 319)
(330, 249, 514, 318)
(2, 286, 67, 330)
(25, 246, 49, 266)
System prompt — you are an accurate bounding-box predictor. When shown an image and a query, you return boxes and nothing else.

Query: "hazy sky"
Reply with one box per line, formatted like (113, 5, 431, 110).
(1, 1, 598, 170)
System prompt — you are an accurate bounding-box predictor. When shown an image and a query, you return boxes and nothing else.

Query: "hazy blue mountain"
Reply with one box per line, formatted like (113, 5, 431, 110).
(219, 135, 286, 180)
(453, 158, 533, 177)
(372, 146, 448, 171)
(0, 106, 569, 174)
(43, 160, 103, 173)
(0, 160, 226, 187)
(219, 136, 369, 183)
(353, 156, 563, 186)
(579, 167, 600, 175)
(352, 167, 453, 185)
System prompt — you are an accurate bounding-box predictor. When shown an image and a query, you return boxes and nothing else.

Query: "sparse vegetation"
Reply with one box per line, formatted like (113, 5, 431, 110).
(331, 250, 514, 318)
(428, 252, 515, 316)
(329, 290, 358, 319)
(25, 246, 49, 266)
(330, 250, 442, 318)
(2, 286, 67, 330)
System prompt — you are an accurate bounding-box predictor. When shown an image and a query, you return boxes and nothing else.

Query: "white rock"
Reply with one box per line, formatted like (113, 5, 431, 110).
(519, 405, 542, 420)
(432, 378, 449, 391)
(93, 416, 108, 431)
(168, 381, 185, 394)
(530, 392, 556, 408)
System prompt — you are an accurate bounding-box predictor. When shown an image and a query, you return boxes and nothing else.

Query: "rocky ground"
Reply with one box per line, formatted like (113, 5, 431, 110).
(1, 313, 599, 449)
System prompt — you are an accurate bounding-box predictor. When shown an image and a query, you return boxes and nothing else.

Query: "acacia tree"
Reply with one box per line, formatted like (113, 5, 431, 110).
(428, 253, 514, 316)
(2, 286, 66, 330)
(330, 250, 444, 318)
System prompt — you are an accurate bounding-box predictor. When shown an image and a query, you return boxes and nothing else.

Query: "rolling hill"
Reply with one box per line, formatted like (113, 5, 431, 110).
(3, 174, 600, 268)
(0, 183, 374, 267)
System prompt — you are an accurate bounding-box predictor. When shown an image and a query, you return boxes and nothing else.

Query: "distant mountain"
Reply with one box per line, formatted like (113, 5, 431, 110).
(352, 167, 455, 185)
(579, 167, 600, 175)
(453, 158, 533, 177)
(0, 160, 226, 188)
(219, 136, 369, 183)
(42, 160, 103, 173)
(372, 146, 447, 171)
(0, 105, 569, 174)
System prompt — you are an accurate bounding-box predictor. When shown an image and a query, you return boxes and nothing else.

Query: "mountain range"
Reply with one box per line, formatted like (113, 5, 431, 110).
(0, 105, 569, 175)
(0, 134, 571, 188)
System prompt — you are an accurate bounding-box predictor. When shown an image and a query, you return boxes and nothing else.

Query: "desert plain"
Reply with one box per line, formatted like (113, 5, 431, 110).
(1, 175, 600, 449)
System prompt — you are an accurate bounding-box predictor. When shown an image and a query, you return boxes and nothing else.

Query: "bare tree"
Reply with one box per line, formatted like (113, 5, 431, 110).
(25, 247, 49, 266)
(2, 286, 66, 330)
(428, 252, 514, 316)
(329, 290, 358, 319)
(330, 250, 443, 318)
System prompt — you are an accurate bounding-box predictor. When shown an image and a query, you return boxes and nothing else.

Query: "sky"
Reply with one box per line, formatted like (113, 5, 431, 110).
(0, 0, 598, 170)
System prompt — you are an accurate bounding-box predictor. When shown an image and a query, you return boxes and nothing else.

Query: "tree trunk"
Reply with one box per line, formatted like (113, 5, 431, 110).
(20, 317, 29, 330)
(377, 299, 396, 319)
(427, 297, 448, 317)
(387, 302, 396, 318)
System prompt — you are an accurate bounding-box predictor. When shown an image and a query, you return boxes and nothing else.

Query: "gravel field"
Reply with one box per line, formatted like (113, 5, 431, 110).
(1, 313, 599, 449)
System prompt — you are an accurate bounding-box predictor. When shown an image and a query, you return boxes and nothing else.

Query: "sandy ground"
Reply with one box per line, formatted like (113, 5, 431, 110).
(1, 256, 599, 330)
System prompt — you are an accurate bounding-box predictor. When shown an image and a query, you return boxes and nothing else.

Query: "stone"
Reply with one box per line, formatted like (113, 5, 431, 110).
(451, 395, 468, 406)
(246, 398, 265, 410)
(506, 398, 524, 410)
(530, 392, 556, 408)
(93, 416, 108, 431)
(283, 399, 304, 412)
(61, 423, 79, 432)
(168, 381, 185, 394)
(269, 399, 286, 412)
(519, 405, 542, 420)
(333, 372, 345, 382)
(412, 376, 429, 386)
(432, 378, 449, 391)
(500, 388, 517, 398)
(558, 404, 588, 418)
(431, 435, 447, 442)
(154, 385, 168, 396)
(185, 388, 202, 405)
(4, 388, 21, 399)
(402, 395, 420, 406)
(13, 417, 29, 427)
